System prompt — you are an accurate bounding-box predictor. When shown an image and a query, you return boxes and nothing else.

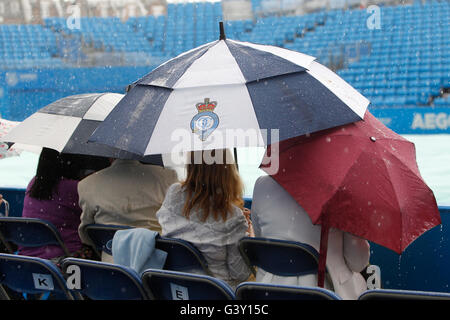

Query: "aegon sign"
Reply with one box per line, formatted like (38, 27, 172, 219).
(411, 112, 450, 130)
(371, 108, 450, 134)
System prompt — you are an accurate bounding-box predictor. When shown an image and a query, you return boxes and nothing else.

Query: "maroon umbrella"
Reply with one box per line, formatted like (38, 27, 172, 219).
(260, 111, 441, 287)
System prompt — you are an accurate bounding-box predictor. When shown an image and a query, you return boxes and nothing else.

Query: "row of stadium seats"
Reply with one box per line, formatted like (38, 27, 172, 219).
(1, 218, 450, 300)
(0, 23, 64, 69)
(297, 2, 449, 108)
(434, 95, 450, 107)
(5, 252, 449, 301)
(0, 1, 449, 109)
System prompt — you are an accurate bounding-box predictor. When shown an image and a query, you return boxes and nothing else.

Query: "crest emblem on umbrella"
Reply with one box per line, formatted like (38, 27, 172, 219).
(190, 98, 219, 141)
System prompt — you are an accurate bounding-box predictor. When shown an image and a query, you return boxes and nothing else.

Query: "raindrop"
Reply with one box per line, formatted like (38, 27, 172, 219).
(325, 137, 331, 143)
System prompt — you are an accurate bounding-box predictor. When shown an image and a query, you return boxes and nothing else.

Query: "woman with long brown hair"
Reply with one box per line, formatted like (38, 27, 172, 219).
(156, 149, 252, 288)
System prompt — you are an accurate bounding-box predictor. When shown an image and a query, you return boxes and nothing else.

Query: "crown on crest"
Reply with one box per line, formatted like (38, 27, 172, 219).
(196, 98, 217, 112)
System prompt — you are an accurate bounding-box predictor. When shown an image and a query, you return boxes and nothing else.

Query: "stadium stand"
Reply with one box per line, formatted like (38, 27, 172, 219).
(0, 23, 65, 70)
(0, 0, 449, 118)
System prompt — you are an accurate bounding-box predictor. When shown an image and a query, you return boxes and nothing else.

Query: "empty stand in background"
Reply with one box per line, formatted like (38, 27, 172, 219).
(0, 0, 449, 125)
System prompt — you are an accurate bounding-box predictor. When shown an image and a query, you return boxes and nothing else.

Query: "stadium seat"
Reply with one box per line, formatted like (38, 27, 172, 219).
(0, 217, 70, 256)
(155, 236, 211, 275)
(238, 237, 320, 278)
(358, 289, 450, 300)
(141, 269, 235, 300)
(60, 257, 149, 300)
(84, 224, 132, 256)
(104, 232, 211, 275)
(0, 253, 79, 300)
(235, 282, 342, 300)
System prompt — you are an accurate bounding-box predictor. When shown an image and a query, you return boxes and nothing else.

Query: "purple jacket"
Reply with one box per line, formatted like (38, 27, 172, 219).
(18, 177, 83, 259)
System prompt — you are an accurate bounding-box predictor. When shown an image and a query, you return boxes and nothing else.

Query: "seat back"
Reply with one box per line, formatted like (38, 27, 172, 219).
(235, 282, 341, 300)
(0, 217, 70, 256)
(87, 226, 210, 275)
(358, 289, 450, 300)
(0, 253, 77, 300)
(141, 269, 235, 300)
(155, 236, 211, 275)
(61, 257, 148, 300)
(85, 224, 132, 256)
(238, 237, 319, 276)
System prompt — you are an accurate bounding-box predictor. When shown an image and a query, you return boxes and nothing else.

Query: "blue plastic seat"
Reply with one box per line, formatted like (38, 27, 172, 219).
(0, 217, 70, 256)
(141, 269, 235, 300)
(61, 257, 149, 300)
(84, 224, 132, 257)
(236, 282, 342, 300)
(105, 232, 211, 274)
(155, 237, 208, 273)
(238, 237, 320, 278)
(358, 289, 450, 300)
(0, 253, 79, 300)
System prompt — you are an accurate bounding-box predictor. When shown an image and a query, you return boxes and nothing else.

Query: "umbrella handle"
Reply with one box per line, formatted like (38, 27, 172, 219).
(317, 221, 330, 288)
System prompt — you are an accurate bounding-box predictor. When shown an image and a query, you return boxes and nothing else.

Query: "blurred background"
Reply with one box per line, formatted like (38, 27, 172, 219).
(0, 0, 448, 203)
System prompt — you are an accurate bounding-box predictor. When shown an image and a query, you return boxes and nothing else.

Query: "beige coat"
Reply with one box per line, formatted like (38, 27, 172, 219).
(251, 175, 370, 300)
(78, 159, 178, 247)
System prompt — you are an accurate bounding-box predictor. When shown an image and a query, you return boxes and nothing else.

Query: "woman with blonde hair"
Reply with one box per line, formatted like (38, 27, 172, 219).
(156, 149, 252, 288)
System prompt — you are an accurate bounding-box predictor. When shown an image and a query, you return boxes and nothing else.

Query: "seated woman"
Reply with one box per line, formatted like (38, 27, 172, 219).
(18, 148, 97, 262)
(251, 175, 370, 300)
(156, 149, 253, 289)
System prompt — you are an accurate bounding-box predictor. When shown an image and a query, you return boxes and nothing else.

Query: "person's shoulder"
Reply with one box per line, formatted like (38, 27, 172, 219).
(227, 205, 246, 220)
(25, 176, 36, 191)
(253, 175, 280, 194)
(79, 165, 112, 184)
(254, 175, 273, 186)
(59, 178, 79, 190)
(147, 165, 178, 178)
(165, 182, 183, 197)
(77, 170, 104, 193)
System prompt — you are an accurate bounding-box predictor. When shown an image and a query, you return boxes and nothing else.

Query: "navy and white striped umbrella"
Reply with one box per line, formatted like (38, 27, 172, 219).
(90, 36, 370, 156)
(3, 93, 163, 165)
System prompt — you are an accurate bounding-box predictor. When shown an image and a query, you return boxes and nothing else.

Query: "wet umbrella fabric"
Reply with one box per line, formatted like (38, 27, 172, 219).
(3, 93, 163, 165)
(260, 111, 441, 287)
(89, 39, 370, 156)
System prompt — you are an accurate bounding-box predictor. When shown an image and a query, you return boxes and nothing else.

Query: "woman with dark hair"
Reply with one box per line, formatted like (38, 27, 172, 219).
(18, 148, 100, 262)
(156, 149, 253, 289)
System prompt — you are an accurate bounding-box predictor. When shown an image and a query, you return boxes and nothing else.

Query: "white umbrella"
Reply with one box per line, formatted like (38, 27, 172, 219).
(3, 93, 163, 165)
(89, 24, 369, 156)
